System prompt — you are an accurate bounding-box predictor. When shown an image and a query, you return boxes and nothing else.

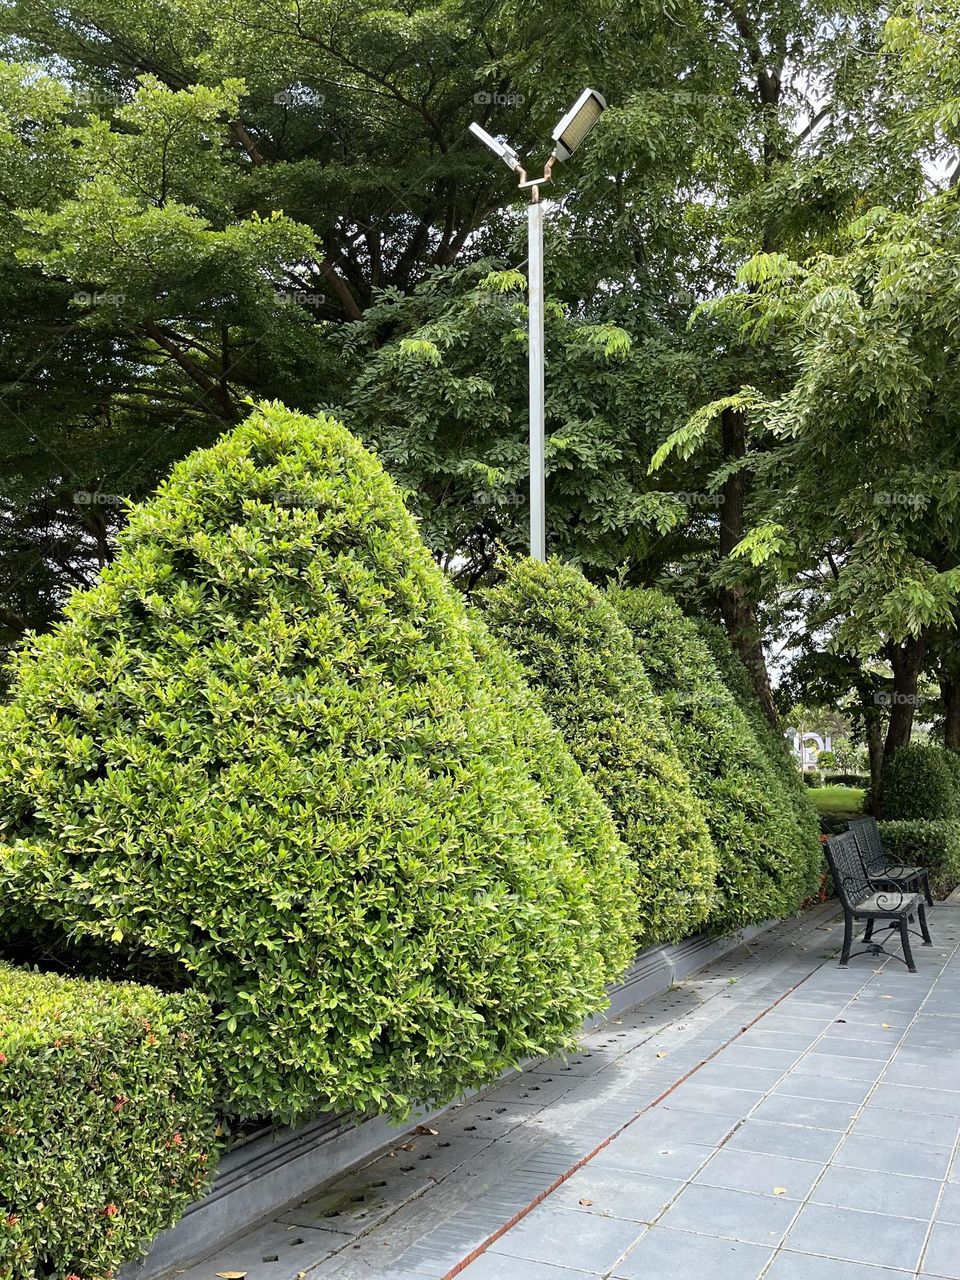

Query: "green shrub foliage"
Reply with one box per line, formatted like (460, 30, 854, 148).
(481, 558, 717, 945)
(0, 965, 216, 1280)
(0, 402, 637, 1123)
(878, 744, 957, 820)
(697, 620, 822, 863)
(876, 819, 960, 898)
(940, 748, 960, 797)
(610, 588, 822, 929)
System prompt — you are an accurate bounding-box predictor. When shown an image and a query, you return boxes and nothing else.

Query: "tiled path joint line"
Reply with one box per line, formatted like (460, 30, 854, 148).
(440, 940, 845, 1279)
(635, 922, 960, 1280)
(450, 921, 960, 1280)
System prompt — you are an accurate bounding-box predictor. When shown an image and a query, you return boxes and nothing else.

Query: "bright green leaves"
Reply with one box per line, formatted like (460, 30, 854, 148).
(0, 965, 218, 1280)
(611, 588, 822, 930)
(648, 389, 766, 473)
(481, 557, 717, 945)
(0, 401, 636, 1124)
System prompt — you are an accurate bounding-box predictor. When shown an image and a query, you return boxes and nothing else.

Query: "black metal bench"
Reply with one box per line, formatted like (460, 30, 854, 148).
(847, 815, 933, 906)
(825, 831, 932, 972)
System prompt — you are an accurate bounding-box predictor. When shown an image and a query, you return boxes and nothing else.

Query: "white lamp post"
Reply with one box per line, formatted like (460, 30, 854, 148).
(469, 88, 606, 561)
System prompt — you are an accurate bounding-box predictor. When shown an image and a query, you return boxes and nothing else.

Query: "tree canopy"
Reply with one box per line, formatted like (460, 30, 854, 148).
(1, 0, 957, 767)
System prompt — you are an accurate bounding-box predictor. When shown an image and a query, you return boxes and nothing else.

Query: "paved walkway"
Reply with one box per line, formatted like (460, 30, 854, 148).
(172, 901, 960, 1280)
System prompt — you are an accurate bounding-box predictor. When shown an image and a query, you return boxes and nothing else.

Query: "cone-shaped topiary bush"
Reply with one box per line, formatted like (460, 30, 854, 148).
(0, 402, 637, 1124)
(610, 588, 822, 930)
(697, 619, 821, 863)
(480, 558, 717, 945)
(878, 743, 957, 820)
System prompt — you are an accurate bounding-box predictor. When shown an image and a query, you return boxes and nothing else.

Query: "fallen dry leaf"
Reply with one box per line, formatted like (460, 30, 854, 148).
(882, 1023, 891, 1030)
(216, 1272, 247, 1279)
(773, 1187, 787, 1196)
(579, 1198, 593, 1206)
(656, 1052, 667, 1059)
(414, 1125, 439, 1135)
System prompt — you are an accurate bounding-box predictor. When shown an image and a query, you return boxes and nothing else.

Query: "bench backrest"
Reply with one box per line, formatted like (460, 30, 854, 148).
(825, 830, 872, 910)
(847, 815, 885, 872)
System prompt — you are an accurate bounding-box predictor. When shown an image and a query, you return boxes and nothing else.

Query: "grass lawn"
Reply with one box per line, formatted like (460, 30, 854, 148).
(809, 785, 865, 816)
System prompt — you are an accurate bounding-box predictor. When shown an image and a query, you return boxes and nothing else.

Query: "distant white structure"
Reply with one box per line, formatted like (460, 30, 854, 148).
(785, 728, 832, 771)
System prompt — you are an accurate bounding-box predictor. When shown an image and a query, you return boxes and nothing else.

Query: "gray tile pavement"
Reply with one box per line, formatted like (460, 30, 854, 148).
(165, 902, 960, 1280)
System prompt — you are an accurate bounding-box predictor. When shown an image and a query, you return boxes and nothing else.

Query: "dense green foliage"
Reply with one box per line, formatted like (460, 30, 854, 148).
(877, 819, 960, 899)
(941, 747, 960, 795)
(0, 965, 216, 1280)
(0, 0, 928, 672)
(611, 587, 822, 929)
(878, 743, 958, 820)
(0, 402, 637, 1124)
(697, 619, 821, 845)
(480, 557, 717, 945)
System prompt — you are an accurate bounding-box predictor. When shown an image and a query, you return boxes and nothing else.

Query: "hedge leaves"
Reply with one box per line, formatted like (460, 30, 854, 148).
(481, 559, 717, 944)
(611, 588, 821, 929)
(0, 965, 216, 1280)
(0, 403, 636, 1123)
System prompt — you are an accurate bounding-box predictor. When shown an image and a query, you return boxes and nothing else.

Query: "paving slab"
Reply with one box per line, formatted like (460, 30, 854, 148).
(923, 1220, 960, 1277)
(485, 1206, 643, 1272)
(611, 1226, 773, 1278)
(764, 1254, 907, 1280)
(161, 903, 960, 1280)
(692, 1146, 823, 1199)
(784, 1201, 928, 1270)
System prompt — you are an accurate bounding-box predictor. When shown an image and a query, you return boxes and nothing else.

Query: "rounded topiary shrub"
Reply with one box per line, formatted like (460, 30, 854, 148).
(878, 743, 957, 821)
(610, 588, 822, 930)
(0, 402, 637, 1124)
(481, 558, 718, 945)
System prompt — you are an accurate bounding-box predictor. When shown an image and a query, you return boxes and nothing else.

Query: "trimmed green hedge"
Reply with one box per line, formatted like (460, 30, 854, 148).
(0, 402, 637, 1124)
(611, 588, 822, 931)
(480, 559, 717, 945)
(941, 749, 960, 797)
(0, 965, 216, 1280)
(696, 620, 821, 859)
(878, 744, 957, 820)
(877, 820, 960, 898)
(465, 616, 638, 971)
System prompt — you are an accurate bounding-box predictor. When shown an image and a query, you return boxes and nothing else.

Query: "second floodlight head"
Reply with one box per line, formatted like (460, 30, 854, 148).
(551, 88, 607, 161)
(468, 122, 522, 172)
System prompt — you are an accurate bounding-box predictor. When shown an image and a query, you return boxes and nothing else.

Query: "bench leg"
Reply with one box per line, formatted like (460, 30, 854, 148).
(863, 918, 875, 943)
(919, 900, 933, 946)
(899, 916, 917, 972)
(923, 872, 933, 907)
(840, 913, 853, 967)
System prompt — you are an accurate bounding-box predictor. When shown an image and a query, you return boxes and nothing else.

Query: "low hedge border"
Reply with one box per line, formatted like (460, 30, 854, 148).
(876, 820, 960, 900)
(0, 965, 218, 1280)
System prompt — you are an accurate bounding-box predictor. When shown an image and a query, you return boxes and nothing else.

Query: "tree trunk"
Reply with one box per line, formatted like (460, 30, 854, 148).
(940, 676, 960, 751)
(865, 713, 885, 802)
(717, 405, 780, 729)
(882, 635, 927, 761)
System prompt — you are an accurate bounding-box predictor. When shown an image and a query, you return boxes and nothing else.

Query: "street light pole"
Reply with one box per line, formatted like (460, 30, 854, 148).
(527, 188, 546, 561)
(469, 89, 606, 563)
